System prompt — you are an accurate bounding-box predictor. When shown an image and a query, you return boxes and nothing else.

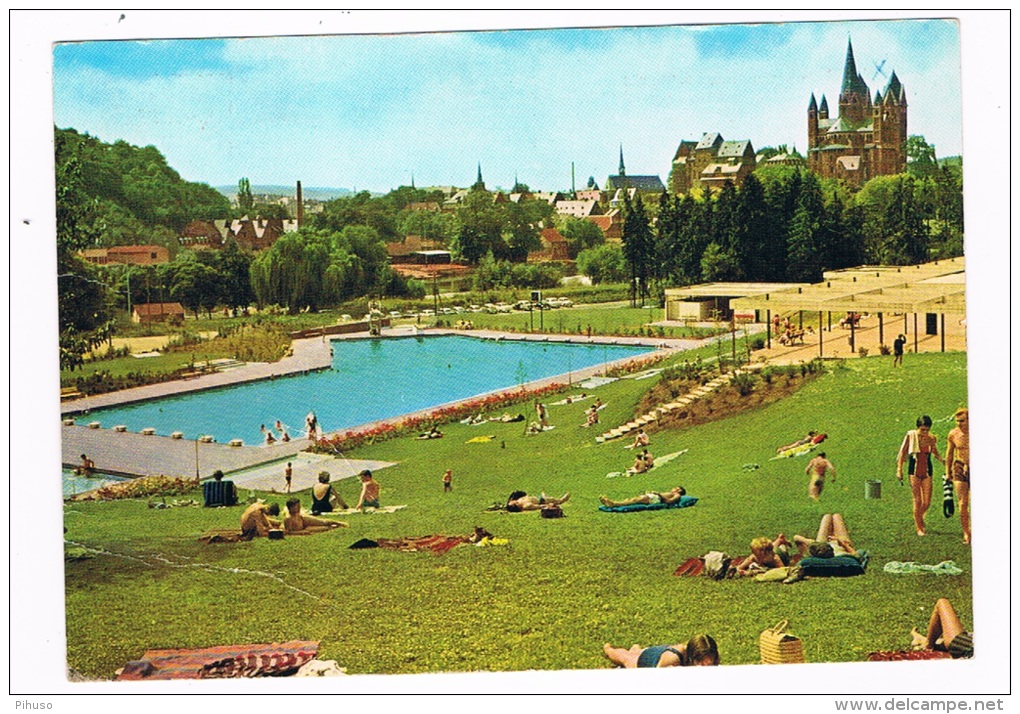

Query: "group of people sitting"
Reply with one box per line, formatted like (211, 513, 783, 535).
(627, 448, 655, 474)
(771, 315, 816, 346)
(236, 469, 384, 539)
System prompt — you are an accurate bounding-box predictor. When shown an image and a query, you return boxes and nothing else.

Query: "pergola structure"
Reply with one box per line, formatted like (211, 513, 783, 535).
(728, 258, 966, 356)
(663, 282, 810, 321)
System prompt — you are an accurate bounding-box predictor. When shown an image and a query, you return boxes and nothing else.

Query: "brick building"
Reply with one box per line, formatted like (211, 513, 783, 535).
(80, 245, 170, 266)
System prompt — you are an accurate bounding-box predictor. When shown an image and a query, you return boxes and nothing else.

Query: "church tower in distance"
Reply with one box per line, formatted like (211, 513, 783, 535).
(806, 38, 907, 186)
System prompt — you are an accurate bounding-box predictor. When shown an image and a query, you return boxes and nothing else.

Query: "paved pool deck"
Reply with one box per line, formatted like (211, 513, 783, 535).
(60, 325, 736, 481)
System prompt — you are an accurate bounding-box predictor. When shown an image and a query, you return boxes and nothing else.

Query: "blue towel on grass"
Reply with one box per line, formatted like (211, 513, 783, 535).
(598, 495, 698, 513)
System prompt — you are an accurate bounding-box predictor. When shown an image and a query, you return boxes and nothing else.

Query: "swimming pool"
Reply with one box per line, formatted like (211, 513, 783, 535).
(62, 469, 126, 498)
(76, 336, 652, 443)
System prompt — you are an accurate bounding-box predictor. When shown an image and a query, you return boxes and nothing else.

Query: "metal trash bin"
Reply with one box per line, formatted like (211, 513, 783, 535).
(865, 479, 882, 499)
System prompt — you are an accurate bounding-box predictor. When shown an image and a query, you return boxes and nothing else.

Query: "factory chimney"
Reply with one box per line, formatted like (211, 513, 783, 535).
(296, 180, 304, 228)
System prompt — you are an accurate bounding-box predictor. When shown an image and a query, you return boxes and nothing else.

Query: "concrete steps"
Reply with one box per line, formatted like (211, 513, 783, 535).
(598, 369, 752, 442)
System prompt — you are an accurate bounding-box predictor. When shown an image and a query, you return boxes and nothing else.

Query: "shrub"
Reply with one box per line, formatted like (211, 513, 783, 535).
(730, 371, 758, 396)
(857, 346, 870, 358)
(878, 343, 891, 356)
(750, 336, 766, 351)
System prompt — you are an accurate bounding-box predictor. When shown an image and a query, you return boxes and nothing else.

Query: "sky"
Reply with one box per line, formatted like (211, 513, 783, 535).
(49, 14, 964, 194)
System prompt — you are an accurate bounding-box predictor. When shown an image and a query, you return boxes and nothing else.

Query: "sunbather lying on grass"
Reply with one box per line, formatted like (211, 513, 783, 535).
(600, 486, 685, 508)
(505, 491, 571, 512)
(602, 634, 719, 668)
(910, 598, 973, 659)
(283, 498, 349, 534)
(793, 513, 859, 559)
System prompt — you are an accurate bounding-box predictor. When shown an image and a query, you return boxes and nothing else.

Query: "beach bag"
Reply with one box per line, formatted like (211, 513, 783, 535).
(540, 505, 564, 519)
(759, 620, 806, 664)
(942, 477, 955, 518)
(703, 551, 732, 580)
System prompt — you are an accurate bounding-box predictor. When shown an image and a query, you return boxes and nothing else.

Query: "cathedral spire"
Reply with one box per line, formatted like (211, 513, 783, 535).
(618, 144, 626, 176)
(841, 37, 859, 94)
(808, 92, 818, 112)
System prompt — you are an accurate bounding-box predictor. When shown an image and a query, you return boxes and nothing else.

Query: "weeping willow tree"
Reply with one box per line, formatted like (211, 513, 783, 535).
(250, 227, 386, 311)
(250, 231, 331, 312)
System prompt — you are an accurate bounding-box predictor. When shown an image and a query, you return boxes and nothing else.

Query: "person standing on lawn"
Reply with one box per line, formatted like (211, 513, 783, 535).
(897, 415, 944, 537)
(945, 408, 970, 544)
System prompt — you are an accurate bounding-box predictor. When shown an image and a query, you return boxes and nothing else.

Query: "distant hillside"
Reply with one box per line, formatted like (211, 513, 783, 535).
(215, 184, 353, 201)
(55, 127, 231, 249)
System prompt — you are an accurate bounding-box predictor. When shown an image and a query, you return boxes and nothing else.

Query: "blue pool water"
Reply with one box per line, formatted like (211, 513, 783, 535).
(63, 469, 126, 498)
(77, 336, 652, 443)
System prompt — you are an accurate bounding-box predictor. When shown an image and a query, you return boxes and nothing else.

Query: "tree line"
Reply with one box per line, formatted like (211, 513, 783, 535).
(602, 152, 962, 302)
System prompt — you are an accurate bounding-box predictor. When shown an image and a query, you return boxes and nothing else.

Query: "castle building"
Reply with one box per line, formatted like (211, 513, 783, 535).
(806, 38, 907, 185)
(669, 133, 756, 194)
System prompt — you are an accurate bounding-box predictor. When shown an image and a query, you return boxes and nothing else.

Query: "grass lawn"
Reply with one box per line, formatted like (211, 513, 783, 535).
(433, 303, 725, 339)
(63, 352, 970, 678)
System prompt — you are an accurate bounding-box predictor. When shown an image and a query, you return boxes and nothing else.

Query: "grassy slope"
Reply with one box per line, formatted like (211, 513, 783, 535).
(63, 352, 969, 677)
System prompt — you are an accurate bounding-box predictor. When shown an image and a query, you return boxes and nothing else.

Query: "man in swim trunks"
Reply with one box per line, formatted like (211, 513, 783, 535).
(240, 502, 282, 540)
(505, 492, 571, 512)
(805, 452, 836, 500)
(602, 634, 719, 668)
(945, 408, 971, 544)
(355, 470, 382, 510)
(600, 486, 685, 508)
(284, 462, 293, 493)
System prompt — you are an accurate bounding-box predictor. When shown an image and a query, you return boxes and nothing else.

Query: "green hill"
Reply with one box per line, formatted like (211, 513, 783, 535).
(55, 127, 231, 251)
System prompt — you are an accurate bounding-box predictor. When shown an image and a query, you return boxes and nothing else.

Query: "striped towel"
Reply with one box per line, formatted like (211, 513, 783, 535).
(117, 641, 319, 680)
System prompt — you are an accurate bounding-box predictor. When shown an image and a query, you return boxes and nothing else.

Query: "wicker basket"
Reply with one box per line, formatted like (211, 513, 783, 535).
(759, 620, 806, 664)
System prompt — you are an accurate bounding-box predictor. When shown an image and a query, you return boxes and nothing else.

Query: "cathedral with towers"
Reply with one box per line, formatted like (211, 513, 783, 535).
(806, 38, 908, 185)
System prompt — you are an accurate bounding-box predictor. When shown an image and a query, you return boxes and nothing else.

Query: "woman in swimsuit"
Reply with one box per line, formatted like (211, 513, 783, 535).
(897, 415, 945, 536)
(602, 634, 719, 668)
(311, 471, 347, 515)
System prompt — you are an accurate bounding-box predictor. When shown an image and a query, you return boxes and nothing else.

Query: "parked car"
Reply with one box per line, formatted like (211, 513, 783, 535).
(419, 309, 435, 317)
(389, 311, 402, 319)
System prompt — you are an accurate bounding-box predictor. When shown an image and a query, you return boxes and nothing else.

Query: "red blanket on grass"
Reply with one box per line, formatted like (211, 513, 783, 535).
(867, 650, 952, 662)
(116, 641, 319, 680)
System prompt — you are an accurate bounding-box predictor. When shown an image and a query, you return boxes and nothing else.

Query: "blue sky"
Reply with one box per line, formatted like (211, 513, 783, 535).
(51, 17, 962, 194)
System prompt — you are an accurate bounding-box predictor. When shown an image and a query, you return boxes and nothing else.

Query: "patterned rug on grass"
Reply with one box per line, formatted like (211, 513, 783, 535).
(117, 641, 319, 680)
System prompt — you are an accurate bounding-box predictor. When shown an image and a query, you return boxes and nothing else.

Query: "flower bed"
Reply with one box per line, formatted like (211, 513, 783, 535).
(70, 475, 200, 502)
